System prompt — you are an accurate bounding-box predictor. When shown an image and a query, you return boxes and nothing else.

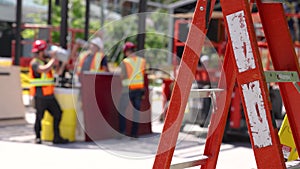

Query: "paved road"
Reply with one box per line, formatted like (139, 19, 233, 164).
(0, 138, 256, 169)
(0, 93, 258, 169)
(0, 113, 257, 169)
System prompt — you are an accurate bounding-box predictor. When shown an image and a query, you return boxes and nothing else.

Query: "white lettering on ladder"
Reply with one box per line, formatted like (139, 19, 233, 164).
(226, 10, 256, 73)
(242, 80, 272, 148)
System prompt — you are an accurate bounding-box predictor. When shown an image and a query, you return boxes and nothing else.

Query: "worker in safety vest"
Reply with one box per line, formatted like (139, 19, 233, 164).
(198, 55, 212, 127)
(118, 42, 146, 139)
(76, 37, 109, 75)
(29, 40, 69, 144)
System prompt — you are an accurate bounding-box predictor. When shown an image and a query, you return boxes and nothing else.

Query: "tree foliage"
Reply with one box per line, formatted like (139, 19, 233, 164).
(27, 1, 171, 66)
(103, 11, 170, 66)
(29, 0, 100, 43)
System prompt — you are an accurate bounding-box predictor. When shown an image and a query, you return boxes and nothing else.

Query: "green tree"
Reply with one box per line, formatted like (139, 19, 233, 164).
(28, 1, 170, 66)
(31, 0, 100, 43)
(103, 10, 170, 66)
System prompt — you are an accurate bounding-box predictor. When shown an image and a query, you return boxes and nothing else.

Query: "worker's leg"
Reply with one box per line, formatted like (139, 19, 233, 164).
(118, 92, 129, 134)
(46, 97, 68, 143)
(201, 97, 211, 127)
(129, 89, 144, 137)
(34, 97, 47, 141)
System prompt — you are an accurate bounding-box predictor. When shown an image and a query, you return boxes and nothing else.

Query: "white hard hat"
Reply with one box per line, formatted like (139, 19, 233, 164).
(90, 37, 104, 50)
(200, 55, 209, 62)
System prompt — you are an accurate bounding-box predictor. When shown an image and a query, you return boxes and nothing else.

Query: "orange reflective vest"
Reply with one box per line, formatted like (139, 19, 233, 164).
(29, 58, 55, 96)
(122, 56, 146, 90)
(77, 51, 105, 74)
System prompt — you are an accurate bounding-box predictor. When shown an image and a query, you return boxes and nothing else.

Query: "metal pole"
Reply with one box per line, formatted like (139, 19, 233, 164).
(48, 0, 52, 25)
(84, 0, 90, 41)
(114, 0, 118, 10)
(15, 0, 22, 66)
(167, 8, 174, 65)
(60, 0, 68, 49)
(137, 0, 147, 53)
(101, 0, 107, 28)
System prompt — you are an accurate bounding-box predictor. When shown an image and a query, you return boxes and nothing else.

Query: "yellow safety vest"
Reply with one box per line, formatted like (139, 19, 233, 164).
(77, 51, 104, 74)
(29, 58, 54, 96)
(122, 56, 146, 90)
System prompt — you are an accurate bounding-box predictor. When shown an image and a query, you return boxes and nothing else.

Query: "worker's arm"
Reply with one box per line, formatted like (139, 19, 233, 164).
(119, 62, 130, 93)
(71, 38, 88, 60)
(56, 61, 68, 76)
(102, 65, 109, 72)
(119, 62, 127, 80)
(101, 56, 110, 72)
(36, 51, 57, 73)
(70, 43, 80, 61)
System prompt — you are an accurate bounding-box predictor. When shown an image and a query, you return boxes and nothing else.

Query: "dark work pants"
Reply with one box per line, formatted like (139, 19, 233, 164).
(200, 97, 211, 127)
(118, 89, 144, 137)
(34, 96, 62, 139)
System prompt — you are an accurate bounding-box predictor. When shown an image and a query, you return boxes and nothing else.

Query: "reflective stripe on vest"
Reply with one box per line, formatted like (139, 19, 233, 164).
(29, 58, 54, 96)
(77, 51, 104, 74)
(29, 78, 54, 86)
(122, 56, 145, 90)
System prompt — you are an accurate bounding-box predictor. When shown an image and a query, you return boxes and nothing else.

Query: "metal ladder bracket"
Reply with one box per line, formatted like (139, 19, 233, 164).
(188, 88, 224, 122)
(264, 71, 300, 92)
(264, 71, 299, 83)
(189, 88, 224, 99)
(261, 0, 286, 3)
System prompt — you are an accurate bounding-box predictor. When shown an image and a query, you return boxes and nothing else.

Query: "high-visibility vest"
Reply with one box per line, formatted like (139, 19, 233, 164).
(29, 58, 55, 96)
(77, 51, 105, 74)
(122, 56, 146, 90)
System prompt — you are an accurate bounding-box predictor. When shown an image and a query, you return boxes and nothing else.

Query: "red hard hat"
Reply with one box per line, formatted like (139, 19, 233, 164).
(123, 42, 136, 53)
(32, 40, 47, 53)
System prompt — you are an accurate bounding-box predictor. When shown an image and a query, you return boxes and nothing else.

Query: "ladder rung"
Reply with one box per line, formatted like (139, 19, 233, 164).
(286, 159, 300, 169)
(189, 88, 224, 99)
(264, 71, 299, 83)
(170, 155, 209, 169)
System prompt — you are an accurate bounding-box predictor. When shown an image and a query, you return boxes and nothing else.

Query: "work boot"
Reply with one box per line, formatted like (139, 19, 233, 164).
(53, 136, 69, 144)
(35, 138, 42, 144)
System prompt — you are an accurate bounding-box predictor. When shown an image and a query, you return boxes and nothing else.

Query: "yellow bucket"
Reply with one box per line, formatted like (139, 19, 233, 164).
(41, 111, 76, 142)
(54, 88, 78, 110)
(41, 88, 79, 142)
(278, 115, 299, 161)
(60, 109, 77, 126)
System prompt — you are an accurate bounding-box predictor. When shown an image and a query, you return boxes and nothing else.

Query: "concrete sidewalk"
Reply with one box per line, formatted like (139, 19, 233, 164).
(0, 139, 257, 169)
(0, 105, 259, 169)
(0, 118, 257, 169)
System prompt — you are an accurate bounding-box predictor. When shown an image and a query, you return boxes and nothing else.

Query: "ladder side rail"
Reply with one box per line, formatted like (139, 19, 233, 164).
(220, 0, 286, 168)
(201, 44, 237, 169)
(256, 1, 300, 155)
(152, 0, 216, 168)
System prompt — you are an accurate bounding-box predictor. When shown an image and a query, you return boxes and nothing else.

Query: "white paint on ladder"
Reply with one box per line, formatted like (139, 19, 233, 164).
(241, 80, 272, 148)
(226, 10, 256, 73)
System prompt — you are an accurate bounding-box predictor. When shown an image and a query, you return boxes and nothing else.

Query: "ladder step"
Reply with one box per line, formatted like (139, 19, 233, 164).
(264, 71, 299, 83)
(170, 155, 209, 169)
(286, 159, 300, 169)
(189, 88, 224, 99)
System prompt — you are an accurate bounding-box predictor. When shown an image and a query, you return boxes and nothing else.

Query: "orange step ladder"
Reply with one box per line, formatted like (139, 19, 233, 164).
(152, 0, 300, 169)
